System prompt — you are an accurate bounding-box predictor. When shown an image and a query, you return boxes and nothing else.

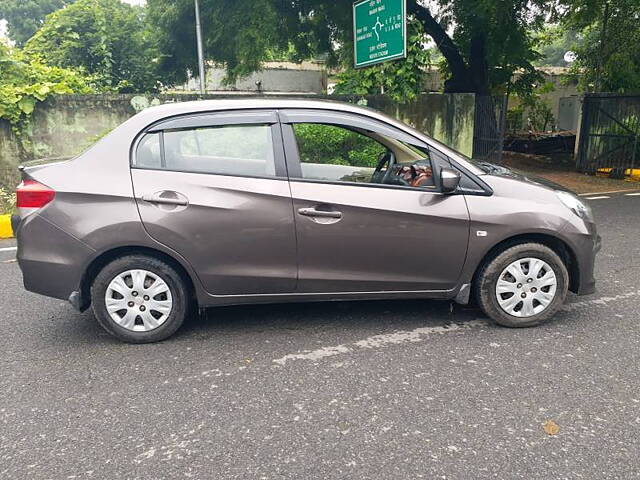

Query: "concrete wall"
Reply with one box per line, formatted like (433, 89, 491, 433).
(421, 66, 581, 132)
(0, 92, 475, 189)
(184, 61, 328, 94)
(507, 67, 580, 131)
(355, 93, 476, 156)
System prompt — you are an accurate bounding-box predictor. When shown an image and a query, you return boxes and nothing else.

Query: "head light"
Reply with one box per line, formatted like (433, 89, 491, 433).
(556, 190, 594, 222)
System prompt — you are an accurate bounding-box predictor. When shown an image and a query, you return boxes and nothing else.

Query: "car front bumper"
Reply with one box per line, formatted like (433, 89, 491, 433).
(568, 228, 601, 296)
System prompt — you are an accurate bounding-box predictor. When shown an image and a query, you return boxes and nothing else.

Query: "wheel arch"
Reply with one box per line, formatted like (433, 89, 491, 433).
(471, 233, 580, 294)
(78, 245, 198, 311)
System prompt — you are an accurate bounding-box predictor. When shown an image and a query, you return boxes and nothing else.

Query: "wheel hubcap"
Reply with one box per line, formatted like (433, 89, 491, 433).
(495, 258, 557, 318)
(105, 269, 173, 332)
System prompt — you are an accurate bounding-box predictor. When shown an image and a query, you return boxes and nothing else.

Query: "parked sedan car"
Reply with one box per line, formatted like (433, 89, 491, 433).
(12, 99, 600, 343)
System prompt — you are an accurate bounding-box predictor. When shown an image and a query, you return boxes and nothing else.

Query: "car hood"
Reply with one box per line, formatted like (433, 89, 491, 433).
(478, 163, 574, 194)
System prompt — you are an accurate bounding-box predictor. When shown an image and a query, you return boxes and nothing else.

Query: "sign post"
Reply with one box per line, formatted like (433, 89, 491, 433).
(353, 0, 406, 68)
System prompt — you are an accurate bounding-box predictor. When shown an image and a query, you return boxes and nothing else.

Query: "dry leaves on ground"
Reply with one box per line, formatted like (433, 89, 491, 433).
(542, 420, 560, 435)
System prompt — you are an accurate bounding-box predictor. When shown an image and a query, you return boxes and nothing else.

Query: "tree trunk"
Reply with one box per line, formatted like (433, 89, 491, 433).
(408, 1, 503, 161)
(408, 2, 475, 93)
(468, 33, 490, 95)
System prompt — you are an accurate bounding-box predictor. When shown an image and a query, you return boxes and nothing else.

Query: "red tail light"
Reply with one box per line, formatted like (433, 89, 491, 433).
(16, 180, 56, 209)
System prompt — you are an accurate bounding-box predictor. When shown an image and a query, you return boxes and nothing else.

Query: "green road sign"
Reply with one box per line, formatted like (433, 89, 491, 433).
(353, 0, 406, 68)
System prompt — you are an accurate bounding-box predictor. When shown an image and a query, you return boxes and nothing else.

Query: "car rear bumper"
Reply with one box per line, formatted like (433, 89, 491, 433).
(11, 214, 21, 235)
(16, 213, 94, 302)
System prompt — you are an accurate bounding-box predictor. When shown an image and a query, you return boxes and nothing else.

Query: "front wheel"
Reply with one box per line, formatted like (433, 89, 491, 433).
(91, 255, 190, 343)
(474, 243, 569, 328)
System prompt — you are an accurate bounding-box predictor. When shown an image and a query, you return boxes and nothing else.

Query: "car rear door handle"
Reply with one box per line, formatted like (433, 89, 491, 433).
(297, 207, 342, 219)
(141, 193, 188, 206)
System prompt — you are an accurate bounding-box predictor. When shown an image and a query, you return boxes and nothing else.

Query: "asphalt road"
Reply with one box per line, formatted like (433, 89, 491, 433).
(1, 191, 640, 479)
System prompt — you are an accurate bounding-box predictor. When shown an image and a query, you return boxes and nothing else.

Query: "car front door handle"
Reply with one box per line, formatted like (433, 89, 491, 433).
(297, 207, 342, 219)
(141, 193, 188, 206)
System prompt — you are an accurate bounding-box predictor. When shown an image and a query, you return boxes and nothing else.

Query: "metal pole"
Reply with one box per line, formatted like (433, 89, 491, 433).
(194, 0, 206, 94)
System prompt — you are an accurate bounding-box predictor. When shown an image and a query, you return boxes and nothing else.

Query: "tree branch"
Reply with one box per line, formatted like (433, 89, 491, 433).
(408, 1, 473, 92)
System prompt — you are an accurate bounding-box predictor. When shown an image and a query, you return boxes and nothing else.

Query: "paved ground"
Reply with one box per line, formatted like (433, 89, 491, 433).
(502, 152, 640, 194)
(1, 192, 639, 479)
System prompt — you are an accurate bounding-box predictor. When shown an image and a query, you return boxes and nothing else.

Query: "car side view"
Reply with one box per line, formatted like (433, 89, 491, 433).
(12, 99, 600, 343)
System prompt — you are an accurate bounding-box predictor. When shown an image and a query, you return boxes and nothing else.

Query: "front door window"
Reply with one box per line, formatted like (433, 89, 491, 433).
(292, 123, 435, 189)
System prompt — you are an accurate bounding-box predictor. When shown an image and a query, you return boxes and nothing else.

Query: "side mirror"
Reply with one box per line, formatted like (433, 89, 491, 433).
(440, 167, 461, 193)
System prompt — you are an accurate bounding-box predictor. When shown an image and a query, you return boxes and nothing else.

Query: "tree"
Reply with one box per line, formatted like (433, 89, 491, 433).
(25, 0, 160, 93)
(333, 19, 431, 102)
(147, 0, 548, 96)
(0, 40, 93, 149)
(533, 25, 583, 68)
(561, 0, 640, 93)
(0, 0, 76, 46)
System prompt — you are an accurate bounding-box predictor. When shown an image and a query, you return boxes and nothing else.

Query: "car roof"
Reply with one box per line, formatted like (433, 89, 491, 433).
(136, 98, 394, 126)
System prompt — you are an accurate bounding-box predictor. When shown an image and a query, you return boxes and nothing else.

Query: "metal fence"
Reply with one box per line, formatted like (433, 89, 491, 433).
(576, 94, 640, 176)
(473, 95, 508, 163)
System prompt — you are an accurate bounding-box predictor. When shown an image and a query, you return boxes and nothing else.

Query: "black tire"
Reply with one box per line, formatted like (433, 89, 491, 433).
(91, 255, 190, 343)
(474, 243, 569, 328)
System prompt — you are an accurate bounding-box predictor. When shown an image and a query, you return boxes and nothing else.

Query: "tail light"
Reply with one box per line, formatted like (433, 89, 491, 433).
(16, 180, 56, 209)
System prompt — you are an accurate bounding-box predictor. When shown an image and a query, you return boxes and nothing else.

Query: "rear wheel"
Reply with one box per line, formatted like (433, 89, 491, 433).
(475, 243, 569, 328)
(91, 255, 190, 343)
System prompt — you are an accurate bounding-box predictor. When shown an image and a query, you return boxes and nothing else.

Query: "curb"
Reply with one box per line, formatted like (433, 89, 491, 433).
(0, 214, 14, 239)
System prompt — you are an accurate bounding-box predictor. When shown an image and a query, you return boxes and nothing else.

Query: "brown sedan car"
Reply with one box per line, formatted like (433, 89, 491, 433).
(12, 99, 600, 343)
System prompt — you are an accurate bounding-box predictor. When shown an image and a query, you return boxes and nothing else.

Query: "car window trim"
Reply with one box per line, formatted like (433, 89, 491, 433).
(158, 131, 167, 169)
(288, 176, 443, 194)
(131, 110, 287, 178)
(279, 108, 492, 196)
(129, 165, 289, 182)
(148, 110, 278, 132)
(279, 109, 425, 146)
(279, 112, 442, 192)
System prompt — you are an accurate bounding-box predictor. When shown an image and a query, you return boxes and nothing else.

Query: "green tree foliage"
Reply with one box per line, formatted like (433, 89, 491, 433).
(0, 186, 16, 215)
(561, 0, 640, 93)
(147, 0, 549, 96)
(25, 0, 160, 93)
(534, 25, 583, 67)
(333, 20, 431, 102)
(0, 40, 93, 133)
(0, 0, 75, 46)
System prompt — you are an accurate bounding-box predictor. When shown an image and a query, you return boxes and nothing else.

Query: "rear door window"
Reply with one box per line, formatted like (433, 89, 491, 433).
(135, 124, 277, 178)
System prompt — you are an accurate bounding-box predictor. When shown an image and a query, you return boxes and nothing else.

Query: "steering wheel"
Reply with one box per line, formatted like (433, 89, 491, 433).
(371, 151, 409, 186)
(372, 151, 395, 184)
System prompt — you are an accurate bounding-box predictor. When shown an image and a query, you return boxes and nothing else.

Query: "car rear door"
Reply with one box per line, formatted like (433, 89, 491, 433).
(130, 110, 297, 295)
(280, 109, 470, 293)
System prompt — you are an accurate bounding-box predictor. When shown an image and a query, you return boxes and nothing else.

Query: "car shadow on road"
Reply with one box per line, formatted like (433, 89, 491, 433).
(44, 292, 588, 347)
(45, 299, 487, 347)
(178, 298, 485, 338)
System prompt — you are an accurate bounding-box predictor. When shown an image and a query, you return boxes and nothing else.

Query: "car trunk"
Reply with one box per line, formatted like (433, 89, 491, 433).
(11, 158, 71, 235)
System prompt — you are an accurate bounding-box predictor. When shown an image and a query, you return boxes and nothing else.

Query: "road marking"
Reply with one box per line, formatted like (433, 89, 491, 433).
(273, 290, 640, 365)
(561, 289, 640, 312)
(625, 192, 640, 196)
(579, 189, 640, 196)
(0, 246, 17, 252)
(585, 195, 610, 200)
(273, 320, 488, 365)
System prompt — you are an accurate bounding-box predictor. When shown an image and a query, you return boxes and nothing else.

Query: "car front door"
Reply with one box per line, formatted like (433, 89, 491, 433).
(131, 110, 297, 295)
(280, 109, 470, 293)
